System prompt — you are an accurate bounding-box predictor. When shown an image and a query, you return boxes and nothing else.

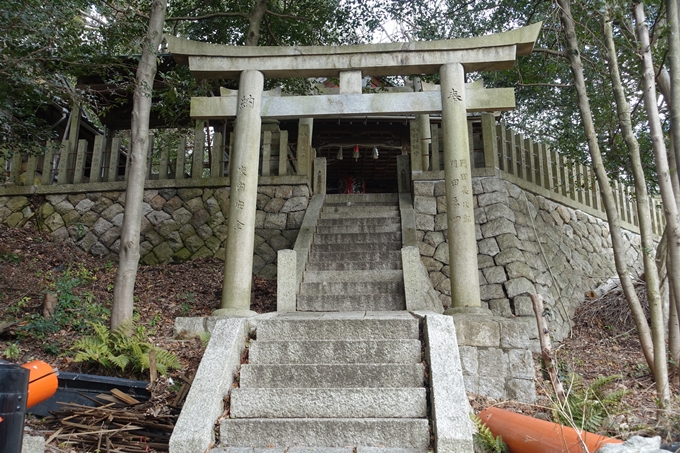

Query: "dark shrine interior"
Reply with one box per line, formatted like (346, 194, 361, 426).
(280, 117, 415, 193)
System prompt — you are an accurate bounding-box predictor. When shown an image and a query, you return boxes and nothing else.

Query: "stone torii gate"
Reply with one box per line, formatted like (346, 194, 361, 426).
(165, 24, 541, 317)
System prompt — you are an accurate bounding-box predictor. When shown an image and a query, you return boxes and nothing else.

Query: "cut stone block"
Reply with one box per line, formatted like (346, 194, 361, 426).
(249, 339, 421, 364)
(230, 388, 427, 418)
(303, 269, 403, 283)
(297, 294, 406, 312)
(316, 223, 401, 234)
(220, 419, 430, 449)
(256, 318, 419, 341)
(299, 281, 404, 296)
(306, 260, 402, 271)
(314, 232, 402, 244)
(239, 364, 425, 388)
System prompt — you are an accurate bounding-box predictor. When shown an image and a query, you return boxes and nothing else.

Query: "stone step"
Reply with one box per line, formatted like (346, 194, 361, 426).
(303, 269, 403, 283)
(316, 223, 401, 234)
(249, 339, 421, 364)
(219, 418, 430, 449)
(240, 364, 425, 388)
(297, 294, 405, 312)
(321, 206, 399, 216)
(325, 193, 399, 204)
(314, 232, 402, 244)
(320, 210, 400, 219)
(306, 260, 402, 271)
(323, 202, 399, 209)
(309, 250, 402, 263)
(212, 447, 425, 453)
(311, 242, 402, 253)
(230, 388, 427, 418)
(299, 281, 404, 296)
(317, 217, 400, 226)
(256, 317, 418, 341)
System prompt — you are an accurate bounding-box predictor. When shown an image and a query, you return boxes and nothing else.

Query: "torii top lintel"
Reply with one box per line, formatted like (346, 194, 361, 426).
(165, 23, 542, 79)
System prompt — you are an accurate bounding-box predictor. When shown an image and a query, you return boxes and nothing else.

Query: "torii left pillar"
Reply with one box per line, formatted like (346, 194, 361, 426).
(214, 70, 263, 317)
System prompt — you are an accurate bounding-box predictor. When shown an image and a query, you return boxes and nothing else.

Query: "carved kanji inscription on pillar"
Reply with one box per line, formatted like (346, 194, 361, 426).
(447, 88, 462, 102)
(239, 95, 255, 110)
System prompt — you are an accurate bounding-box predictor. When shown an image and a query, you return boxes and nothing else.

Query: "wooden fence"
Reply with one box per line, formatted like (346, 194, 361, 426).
(417, 112, 665, 237)
(0, 122, 305, 189)
(1, 112, 667, 237)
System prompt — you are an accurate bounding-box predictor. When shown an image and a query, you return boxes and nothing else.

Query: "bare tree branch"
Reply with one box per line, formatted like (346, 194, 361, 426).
(533, 47, 565, 57)
(102, 0, 150, 20)
(519, 82, 572, 88)
(165, 11, 248, 22)
(264, 9, 306, 21)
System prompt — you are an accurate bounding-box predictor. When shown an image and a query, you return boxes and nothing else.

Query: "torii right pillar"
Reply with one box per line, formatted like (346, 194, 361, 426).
(440, 63, 488, 315)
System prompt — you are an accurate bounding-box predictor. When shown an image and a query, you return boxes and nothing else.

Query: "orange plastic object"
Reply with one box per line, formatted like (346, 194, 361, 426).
(479, 407, 623, 453)
(21, 360, 58, 408)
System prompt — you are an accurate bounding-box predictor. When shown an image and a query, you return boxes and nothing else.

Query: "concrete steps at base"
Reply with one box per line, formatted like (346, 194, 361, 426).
(213, 448, 424, 453)
(297, 293, 405, 311)
(249, 339, 421, 364)
(256, 317, 418, 341)
(239, 364, 425, 388)
(219, 418, 430, 449)
(230, 388, 427, 418)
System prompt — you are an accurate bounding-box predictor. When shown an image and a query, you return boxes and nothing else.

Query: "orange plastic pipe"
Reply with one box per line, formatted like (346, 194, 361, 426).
(479, 407, 623, 453)
(21, 360, 58, 408)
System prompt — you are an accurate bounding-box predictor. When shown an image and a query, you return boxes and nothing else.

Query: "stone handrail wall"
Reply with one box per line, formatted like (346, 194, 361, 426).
(1, 123, 306, 192)
(415, 113, 665, 237)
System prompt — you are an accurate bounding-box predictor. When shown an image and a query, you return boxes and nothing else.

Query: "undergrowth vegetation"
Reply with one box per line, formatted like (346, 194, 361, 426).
(19, 264, 108, 344)
(552, 374, 628, 433)
(471, 414, 508, 453)
(73, 321, 181, 376)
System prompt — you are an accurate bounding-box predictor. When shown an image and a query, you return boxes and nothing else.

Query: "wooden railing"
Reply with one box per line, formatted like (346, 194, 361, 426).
(0, 122, 307, 192)
(2, 112, 666, 237)
(418, 112, 665, 237)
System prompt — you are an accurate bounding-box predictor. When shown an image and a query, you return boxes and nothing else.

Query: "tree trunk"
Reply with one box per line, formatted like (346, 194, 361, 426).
(656, 68, 680, 205)
(246, 0, 267, 47)
(602, 17, 669, 405)
(654, 67, 680, 370)
(635, 4, 680, 396)
(111, 0, 167, 330)
(556, 0, 656, 370)
(667, 0, 680, 184)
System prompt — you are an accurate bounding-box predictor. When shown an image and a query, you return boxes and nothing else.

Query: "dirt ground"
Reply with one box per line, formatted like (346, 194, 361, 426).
(0, 224, 676, 450)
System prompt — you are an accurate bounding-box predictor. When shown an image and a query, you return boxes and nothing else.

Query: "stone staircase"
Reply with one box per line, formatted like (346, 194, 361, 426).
(172, 193, 473, 453)
(217, 194, 430, 451)
(298, 193, 405, 312)
(222, 312, 429, 450)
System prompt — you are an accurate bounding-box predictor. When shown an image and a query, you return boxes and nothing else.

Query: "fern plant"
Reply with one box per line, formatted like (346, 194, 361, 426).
(470, 413, 508, 453)
(73, 321, 181, 376)
(553, 373, 627, 433)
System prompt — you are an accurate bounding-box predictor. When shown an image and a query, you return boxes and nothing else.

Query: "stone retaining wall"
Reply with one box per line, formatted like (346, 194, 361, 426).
(413, 176, 643, 340)
(413, 174, 644, 402)
(0, 185, 309, 279)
